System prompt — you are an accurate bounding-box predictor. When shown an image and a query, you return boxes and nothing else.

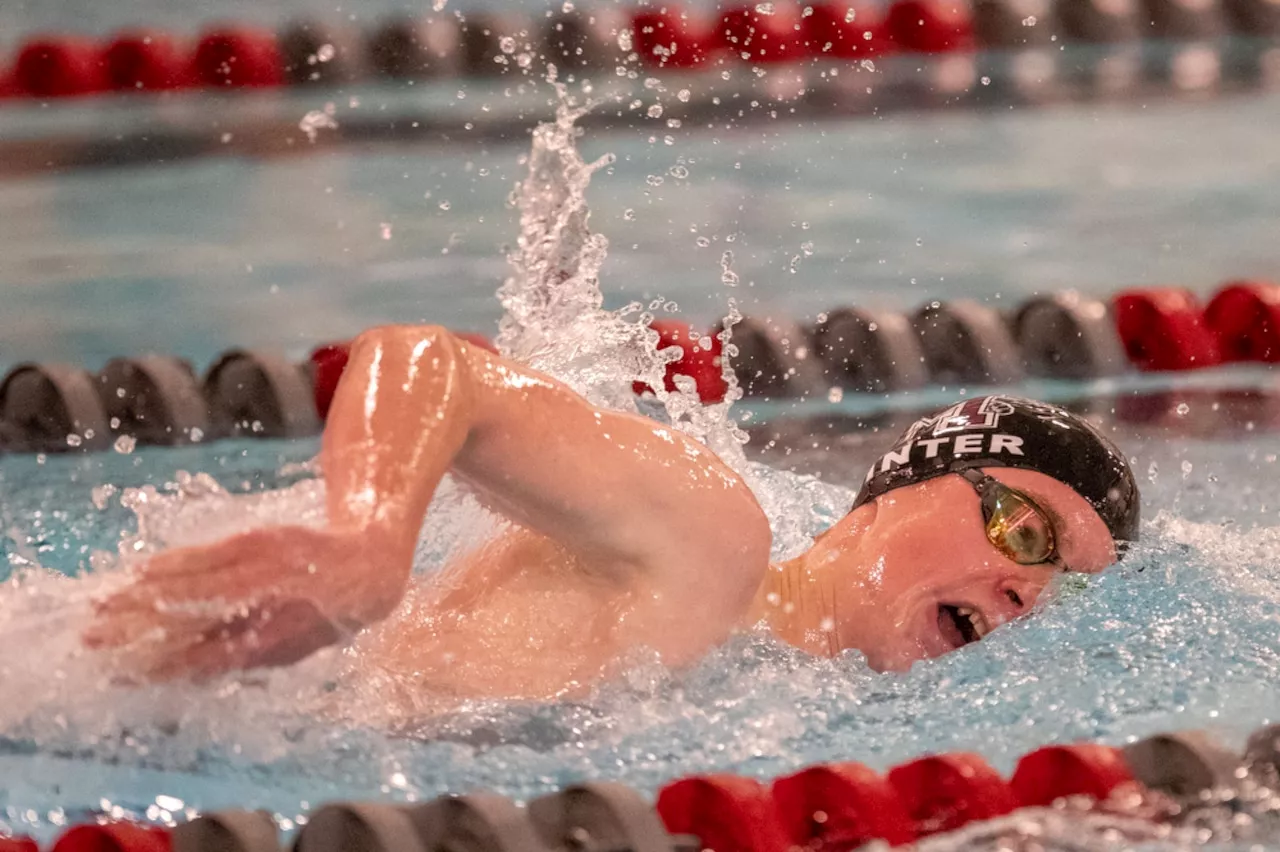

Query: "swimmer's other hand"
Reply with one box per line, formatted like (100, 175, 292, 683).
(81, 525, 410, 683)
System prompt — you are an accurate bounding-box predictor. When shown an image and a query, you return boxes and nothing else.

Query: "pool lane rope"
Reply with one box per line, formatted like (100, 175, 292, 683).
(0, 279, 1277, 456)
(12, 725, 1280, 852)
(1, 0, 1278, 100)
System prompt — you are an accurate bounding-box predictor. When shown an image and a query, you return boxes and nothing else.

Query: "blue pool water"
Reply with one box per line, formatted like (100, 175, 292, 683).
(5, 88, 1280, 371)
(2, 56, 1280, 850)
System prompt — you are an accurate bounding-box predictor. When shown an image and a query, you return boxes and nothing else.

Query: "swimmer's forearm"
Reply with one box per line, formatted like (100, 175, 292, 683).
(320, 325, 474, 555)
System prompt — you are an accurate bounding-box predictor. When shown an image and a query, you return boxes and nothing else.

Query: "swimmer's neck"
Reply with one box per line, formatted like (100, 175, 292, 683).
(746, 551, 843, 657)
(744, 505, 876, 657)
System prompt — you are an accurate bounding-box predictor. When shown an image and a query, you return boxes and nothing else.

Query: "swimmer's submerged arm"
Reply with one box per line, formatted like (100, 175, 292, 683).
(321, 325, 772, 630)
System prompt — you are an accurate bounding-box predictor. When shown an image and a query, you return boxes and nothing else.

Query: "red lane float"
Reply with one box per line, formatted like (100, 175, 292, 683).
(632, 7, 717, 68)
(887, 753, 1019, 837)
(1112, 287, 1221, 371)
(1010, 744, 1137, 807)
(633, 320, 728, 404)
(13, 37, 107, 97)
(192, 27, 284, 88)
(1203, 279, 1280, 363)
(803, 1, 894, 57)
(104, 32, 192, 91)
(718, 3, 806, 63)
(885, 0, 975, 52)
(309, 341, 352, 419)
(0, 839, 38, 852)
(52, 823, 171, 852)
(656, 775, 791, 852)
(772, 762, 916, 849)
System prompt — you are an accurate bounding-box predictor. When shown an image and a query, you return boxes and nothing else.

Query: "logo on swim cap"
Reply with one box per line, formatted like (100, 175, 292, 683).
(917, 397, 1017, 437)
(853, 395, 1141, 545)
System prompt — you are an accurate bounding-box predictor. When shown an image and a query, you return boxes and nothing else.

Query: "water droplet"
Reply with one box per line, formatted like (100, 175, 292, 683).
(827, 387, 844, 403)
(647, 104, 664, 118)
(720, 251, 739, 287)
(845, 8, 857, 21)
(696, 236, 711, 247)
(669, 165, 689, 179)
(801, 241, 814, 256)
(439, 200, 451, 210)
(624, 208, 636, 221)
(980, 75, 991, 85)
(860, 59, 876, 72)
(677, 88, 692, 102)
(1181, 460, 1193, 479)
(1175, 402, 1190, 416)
(499, 36, 517, 54)
(1147, 461, 1159, 483)
(113, 434, 136, 454)
(380, 222, 393, 240)
(189, 427, 205, 443)
(298, 108, 338, 143)
(646, 175, 665, 186)
(65, 434, 82, 448)
(756, 2, 776, 14)
(1022, 14, 1038, 25)
(562, 0, 575, 10)
(91, 483, 118, 510)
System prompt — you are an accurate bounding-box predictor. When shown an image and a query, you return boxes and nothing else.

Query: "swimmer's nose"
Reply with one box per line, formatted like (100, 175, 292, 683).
(994, 578, 1042, 624)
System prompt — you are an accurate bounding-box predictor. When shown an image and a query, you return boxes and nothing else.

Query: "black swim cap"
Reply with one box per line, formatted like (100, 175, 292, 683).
(853, 396, 1140, 543)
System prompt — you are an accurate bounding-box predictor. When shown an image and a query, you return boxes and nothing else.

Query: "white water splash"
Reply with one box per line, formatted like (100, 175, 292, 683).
(494, 89, 851, 557)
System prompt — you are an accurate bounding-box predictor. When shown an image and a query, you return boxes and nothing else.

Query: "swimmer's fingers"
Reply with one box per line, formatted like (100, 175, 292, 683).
(120, 527, 338, 603)
(159, 598, 343, 681)
(86, 594, 343, 682)
(82, 596, 206, 651)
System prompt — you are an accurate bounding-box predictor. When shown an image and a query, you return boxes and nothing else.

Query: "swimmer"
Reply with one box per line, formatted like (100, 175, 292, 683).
(83, 326, 1139, 702)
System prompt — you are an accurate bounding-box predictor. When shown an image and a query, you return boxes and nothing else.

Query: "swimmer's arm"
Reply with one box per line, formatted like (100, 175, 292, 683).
(321, 325, 772, 631)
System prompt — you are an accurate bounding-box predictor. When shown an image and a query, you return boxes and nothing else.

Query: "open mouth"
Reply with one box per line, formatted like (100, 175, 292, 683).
(937, 604, 991, 649)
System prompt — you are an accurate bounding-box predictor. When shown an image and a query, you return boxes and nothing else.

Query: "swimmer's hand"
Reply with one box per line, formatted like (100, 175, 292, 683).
(81, 525, 409, 683)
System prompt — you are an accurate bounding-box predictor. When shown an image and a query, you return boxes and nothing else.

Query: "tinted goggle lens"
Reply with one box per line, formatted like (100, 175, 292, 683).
(981, 485, 1057, 565)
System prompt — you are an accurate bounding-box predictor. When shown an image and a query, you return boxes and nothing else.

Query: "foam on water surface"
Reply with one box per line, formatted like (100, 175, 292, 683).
(0, 96, 1279, 850)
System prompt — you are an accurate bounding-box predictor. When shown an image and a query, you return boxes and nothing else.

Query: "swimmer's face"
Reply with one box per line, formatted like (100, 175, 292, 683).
(823, 468, 1117, 672)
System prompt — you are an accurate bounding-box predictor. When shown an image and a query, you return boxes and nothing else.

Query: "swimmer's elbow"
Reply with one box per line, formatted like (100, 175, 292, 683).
(350, 323, 458, 358)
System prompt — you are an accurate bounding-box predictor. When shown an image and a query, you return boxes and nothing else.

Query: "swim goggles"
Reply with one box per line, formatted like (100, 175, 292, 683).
(958, 469, 1067, 570)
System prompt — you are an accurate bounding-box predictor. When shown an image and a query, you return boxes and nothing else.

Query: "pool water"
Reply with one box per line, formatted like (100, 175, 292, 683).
(2, 69, 1280, 851)
(5, 87, 1280, 372)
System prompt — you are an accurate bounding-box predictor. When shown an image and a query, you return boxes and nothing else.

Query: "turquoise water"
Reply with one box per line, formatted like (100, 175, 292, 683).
(1, 394, 1279, 846)
(3, 55, 1280, 849)
(5, 89, 1280, 372)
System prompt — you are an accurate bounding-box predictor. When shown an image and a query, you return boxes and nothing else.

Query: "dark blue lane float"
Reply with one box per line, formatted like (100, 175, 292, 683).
(1, 281, 1278, 454)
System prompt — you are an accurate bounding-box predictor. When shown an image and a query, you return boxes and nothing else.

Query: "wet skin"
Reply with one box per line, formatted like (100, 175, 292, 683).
(83, 326, 1118, 703)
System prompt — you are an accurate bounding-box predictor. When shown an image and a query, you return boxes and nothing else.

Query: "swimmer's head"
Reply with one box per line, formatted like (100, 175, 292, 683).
(768, 396, 1139, 672)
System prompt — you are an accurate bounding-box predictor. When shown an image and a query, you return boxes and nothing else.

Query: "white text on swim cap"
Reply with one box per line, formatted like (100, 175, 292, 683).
(865, 433, 1025, 481)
